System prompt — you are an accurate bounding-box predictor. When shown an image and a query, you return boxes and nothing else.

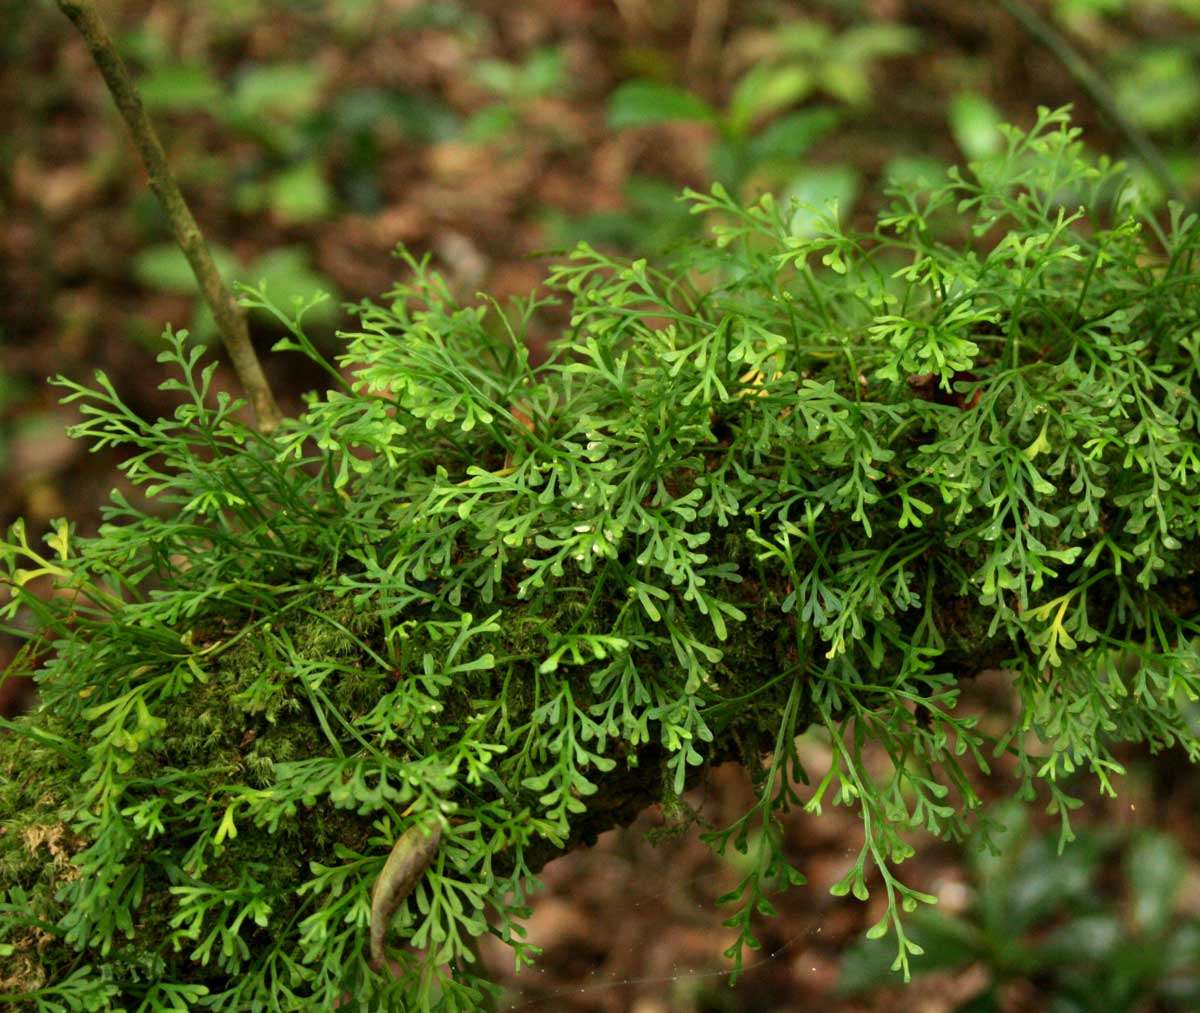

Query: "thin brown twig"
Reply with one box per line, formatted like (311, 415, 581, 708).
(995, 0, 1186, 208)
(56, 0, 282, 433)
(687, 0, 729, 86)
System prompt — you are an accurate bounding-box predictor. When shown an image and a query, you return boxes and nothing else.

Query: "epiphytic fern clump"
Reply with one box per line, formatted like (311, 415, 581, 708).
(3, 108, 1200, 1009)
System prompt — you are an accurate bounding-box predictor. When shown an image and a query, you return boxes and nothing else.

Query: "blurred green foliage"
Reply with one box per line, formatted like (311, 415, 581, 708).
(595, 16, 921, 249)
(105, 9, 484, 333)
(466, 46, 569, 144)
(840, 800, 1200, 1011)
(8, 0, 1199, 347)
(132, 244, 336, 344)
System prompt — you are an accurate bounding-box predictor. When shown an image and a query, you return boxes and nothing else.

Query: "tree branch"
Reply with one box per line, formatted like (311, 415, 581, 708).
(56, 0, 283, 433)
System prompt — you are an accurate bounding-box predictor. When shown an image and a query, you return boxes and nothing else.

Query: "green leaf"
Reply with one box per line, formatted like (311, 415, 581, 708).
(748, 107, 838, 165)
(241, 247, 337, 322)
(1126, 830, 1184, 935)
(608, 81, 717, 128)
(837, 932, 899, 991)
(333, 89, 460, 143)
(1113, 48, 1200, 133)
(214, 804, 239, 845)
(822, 24, 919, 106)
(728, 64, 814, 135)
(1004, 834, 1104, 935)
(230, 63, 325, 121)
(883, 155, 947, 188)
(949, 92, 1004, 162)
(464, 105, 518, 143)
(13, 106, 1200, 1010)
(267, 161, 333, 223)
(1023, 418, 1052, 460)
(473, 48, 566, 101)
(1039, 914, 1123, 964)
(140, 64, 223, 112)
(133, 243, 240, 294)
(783, 165, 859, 238)
(46, 519, 70, 561)
(521, 47, 567, 97)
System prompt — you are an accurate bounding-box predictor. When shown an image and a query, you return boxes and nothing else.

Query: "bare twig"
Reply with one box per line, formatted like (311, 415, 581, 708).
(995, 0, 1186, 207)
(56, 0, 282, 433)
(687, 0, 729, 85)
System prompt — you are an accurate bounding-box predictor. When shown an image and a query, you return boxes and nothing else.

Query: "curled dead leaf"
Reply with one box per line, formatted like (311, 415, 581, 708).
(368, 817, 443, 973)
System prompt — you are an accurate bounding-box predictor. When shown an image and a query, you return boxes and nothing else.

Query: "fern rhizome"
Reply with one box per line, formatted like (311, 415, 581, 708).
(3, 108, 1200, 1009)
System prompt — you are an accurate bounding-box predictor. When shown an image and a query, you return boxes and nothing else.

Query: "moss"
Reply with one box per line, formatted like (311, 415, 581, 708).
(0, 720, 89, 990)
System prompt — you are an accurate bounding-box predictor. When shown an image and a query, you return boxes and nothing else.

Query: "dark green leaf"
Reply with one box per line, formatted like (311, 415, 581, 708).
(608, 81, 717, 128)
(748, 108, 839, 164)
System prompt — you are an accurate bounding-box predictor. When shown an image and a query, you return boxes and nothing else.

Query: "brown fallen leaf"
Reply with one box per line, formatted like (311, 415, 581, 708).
(368, 817, 443, 973)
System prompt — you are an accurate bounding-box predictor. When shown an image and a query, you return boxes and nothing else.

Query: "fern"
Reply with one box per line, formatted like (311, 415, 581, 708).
(3, 108, 1200, 1008)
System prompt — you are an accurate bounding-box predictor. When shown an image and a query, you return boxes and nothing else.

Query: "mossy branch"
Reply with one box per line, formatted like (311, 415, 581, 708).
(55, 0, 282, 434)
(5, 110, 1200, 1006)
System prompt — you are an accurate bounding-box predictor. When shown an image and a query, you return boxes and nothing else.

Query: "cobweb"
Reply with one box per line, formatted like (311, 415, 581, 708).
(484, 766, 880, 1011)
(503, 914, 830, 1011)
